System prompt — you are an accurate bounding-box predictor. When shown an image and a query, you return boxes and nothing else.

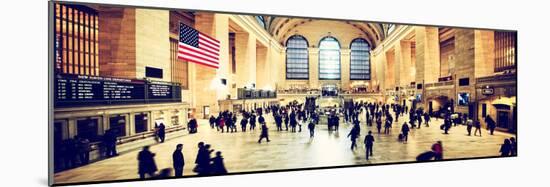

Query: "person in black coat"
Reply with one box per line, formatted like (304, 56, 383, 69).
(424, 113, 431, 127)
(172, 144, 185, 177)
(103, 129, 118, 157)
(274, 113, 283, 131)
(194, 142, 205, 174)
(466, 118, 473, 136)
(194, 143, 213, 175)
(232, 114, 238, 132)
(485, 115, 497, 135)
(210, 151, 228, 175)
(364, 131, 375, 160)
(401, 122, 410, 142)
(347, 125, 360, 150)
(384, 118, 392, 134)
(158, 123, 166, 143)
(308, 120, 315, 138)
(188, 118, 198, 134)
(249, 113, 257, 131)
(474, 119, 482, 136)
(138, 146, 157, 179)
(240, 117, 248, 132)
(209, 115, 216, 129)
(443, 118, 451, 134)
(499, 139, 512, 157)
(258, 124, 270, 143)
(289, 111, 297, 132)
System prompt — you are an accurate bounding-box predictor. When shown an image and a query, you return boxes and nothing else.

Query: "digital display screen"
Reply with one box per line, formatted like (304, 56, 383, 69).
(54, 74, 180, 107)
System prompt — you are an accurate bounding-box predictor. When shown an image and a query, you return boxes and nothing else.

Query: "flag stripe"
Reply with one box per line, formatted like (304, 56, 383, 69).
(198, 32, 220, 44)
(179, 43, 219, 60)
(199, 34, 220, 48)
(178, 48, 219, 65)
(178, 53, 219, 68)
(199, 39, 220, 51)
(198, 44, 220, 57)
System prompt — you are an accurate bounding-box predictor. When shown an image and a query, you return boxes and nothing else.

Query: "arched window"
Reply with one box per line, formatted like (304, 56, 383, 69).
(255, 16, 266, 29)
(387, 24, 396, 35)
(319, 36, 341, 80)
(350, 38, 371, 80)
(286, 35, 309, 79)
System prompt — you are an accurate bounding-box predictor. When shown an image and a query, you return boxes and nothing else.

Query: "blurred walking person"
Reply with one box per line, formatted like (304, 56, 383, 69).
(258, 124, 270, 143)
(138, 146, 158, 179)
(210, 151, 228, 175)
(466, 118, 473, 136)
(474, 119, 482, 136)
(308, 120, 316, 138)
(347, 125, 360, 150)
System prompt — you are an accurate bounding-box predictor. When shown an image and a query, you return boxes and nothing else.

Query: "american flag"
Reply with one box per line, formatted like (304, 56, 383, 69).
(178, 23, 220, 69)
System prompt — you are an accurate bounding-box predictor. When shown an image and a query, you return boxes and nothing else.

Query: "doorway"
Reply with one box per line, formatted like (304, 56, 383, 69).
(497, 111, 509, 129)
(77, 118, 100, 142)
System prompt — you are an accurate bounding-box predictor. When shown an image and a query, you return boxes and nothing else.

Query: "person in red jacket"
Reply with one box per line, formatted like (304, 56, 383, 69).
(431, 141, 443, 160)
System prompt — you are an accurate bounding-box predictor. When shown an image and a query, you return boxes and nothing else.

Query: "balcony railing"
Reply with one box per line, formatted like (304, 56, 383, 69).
(476, 73, 516, 84)
(424, 80, 454, 88)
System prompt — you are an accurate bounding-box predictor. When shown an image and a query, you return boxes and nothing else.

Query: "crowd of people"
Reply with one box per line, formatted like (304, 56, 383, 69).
(55, 97, 517, 178)
(133, 99, 518, 178)
(136, 142, 228, 179)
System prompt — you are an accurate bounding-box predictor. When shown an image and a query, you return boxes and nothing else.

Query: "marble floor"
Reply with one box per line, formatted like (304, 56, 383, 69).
(53, 111, 516, 185)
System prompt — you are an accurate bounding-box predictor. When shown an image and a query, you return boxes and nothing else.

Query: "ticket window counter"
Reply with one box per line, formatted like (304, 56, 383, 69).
(53, 120, 69, 143)
(109, 115, 127, 137)
(76, 117, 101, 142)
(53, 120, 69, 172)
(134, 113, 149, 134)
(171, 116, 180, 126)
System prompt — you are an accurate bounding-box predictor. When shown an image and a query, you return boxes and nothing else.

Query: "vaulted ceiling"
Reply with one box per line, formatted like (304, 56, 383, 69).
(255, 16, 390, 49)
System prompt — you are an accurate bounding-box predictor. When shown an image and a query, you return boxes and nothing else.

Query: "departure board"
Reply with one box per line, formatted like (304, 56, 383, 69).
(54, 74, 181, 107)
(147, 81, 173, 100)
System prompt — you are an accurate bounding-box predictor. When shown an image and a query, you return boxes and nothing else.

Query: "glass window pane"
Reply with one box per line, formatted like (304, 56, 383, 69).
(319, 36, 341, 80)
(350, 38, 371, 80)
(286, 35, 309, 79)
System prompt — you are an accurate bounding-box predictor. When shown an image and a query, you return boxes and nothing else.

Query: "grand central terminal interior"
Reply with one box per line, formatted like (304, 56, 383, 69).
(50, 2, 517, 185)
